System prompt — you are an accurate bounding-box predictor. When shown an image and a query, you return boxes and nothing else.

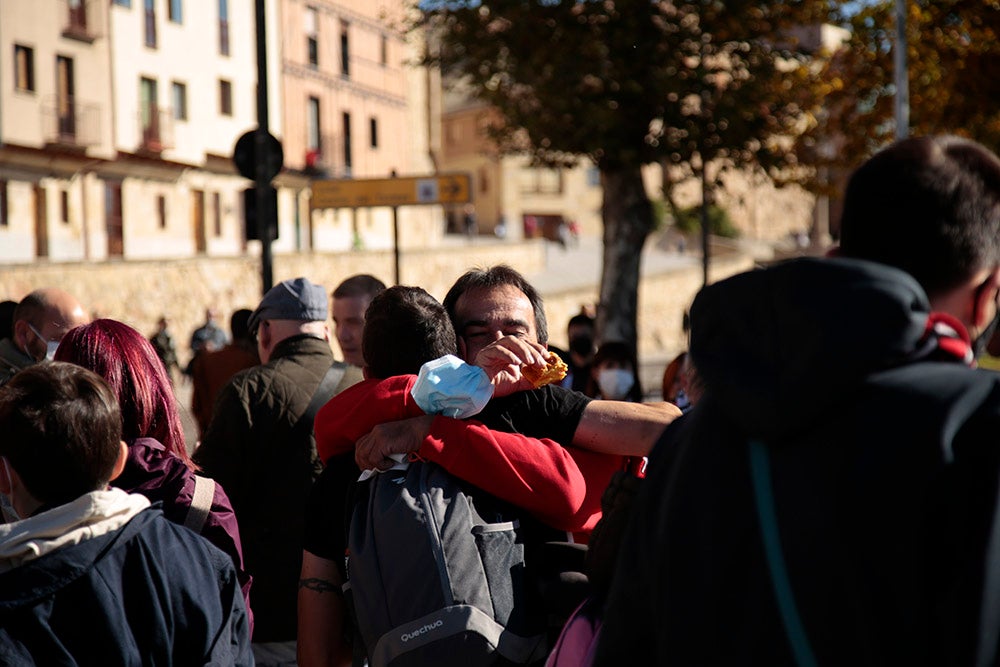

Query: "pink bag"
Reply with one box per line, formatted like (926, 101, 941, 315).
(545, 597, 603, 667)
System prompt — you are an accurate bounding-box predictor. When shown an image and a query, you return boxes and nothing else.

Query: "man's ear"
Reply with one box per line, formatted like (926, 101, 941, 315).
(972, 268, 1000, 330)
(109, 441, 128, 482)
(12, 319, 30, 349)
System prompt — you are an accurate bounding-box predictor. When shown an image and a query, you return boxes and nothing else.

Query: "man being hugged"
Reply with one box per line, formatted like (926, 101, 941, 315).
(0, 362, 251, 665)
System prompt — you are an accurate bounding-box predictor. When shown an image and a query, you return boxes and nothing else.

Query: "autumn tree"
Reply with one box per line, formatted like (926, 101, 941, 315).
(796, 1, 1000, 200)
(416, 0, 833, 349)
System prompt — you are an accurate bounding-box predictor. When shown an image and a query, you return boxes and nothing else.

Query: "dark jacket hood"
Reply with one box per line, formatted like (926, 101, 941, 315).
(689, 257, 938, 438)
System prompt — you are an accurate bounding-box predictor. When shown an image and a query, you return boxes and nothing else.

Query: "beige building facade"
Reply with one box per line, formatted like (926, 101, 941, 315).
(278, 0, 444, 253)
(0, 0, 268, 265)
(0, 0, 444, 270)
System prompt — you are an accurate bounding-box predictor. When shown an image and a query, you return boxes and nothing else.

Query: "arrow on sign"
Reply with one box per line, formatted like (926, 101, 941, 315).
(441, 177, 463, 198)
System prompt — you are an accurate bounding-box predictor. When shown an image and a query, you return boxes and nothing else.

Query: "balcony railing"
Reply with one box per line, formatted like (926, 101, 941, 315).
(138, 106, 174, 153)
(41, 96, 101, 147)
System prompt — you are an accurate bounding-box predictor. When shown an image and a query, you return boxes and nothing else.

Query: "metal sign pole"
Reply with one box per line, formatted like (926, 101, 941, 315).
(255, 0, 273, 293)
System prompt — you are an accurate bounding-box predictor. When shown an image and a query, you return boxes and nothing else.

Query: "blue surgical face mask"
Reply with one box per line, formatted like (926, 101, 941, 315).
(27, 324, 59, 361)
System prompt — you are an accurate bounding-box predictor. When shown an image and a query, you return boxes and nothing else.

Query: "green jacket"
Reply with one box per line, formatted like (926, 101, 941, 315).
(193, 334, 362, 642)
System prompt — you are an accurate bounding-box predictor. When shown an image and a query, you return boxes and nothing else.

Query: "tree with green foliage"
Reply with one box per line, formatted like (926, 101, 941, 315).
(796, 1, 1000, 196)
(415, 0, 832, 349)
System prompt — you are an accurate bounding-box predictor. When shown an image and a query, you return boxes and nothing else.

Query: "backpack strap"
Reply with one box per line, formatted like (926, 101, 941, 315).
(184, 474, 216, 533)
(748, 439, 818, 667)
(297, 362, 349, 434)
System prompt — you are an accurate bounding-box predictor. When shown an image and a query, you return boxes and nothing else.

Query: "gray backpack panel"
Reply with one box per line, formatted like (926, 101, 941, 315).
(346, 461, 548, 667)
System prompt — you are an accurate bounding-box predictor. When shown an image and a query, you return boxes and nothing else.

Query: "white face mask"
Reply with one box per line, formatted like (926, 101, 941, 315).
(27, 324, 59, 361)
(597, 368, 635, 400)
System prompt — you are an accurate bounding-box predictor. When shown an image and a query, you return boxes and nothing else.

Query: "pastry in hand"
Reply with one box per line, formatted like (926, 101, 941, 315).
(522, 351, 568, 388)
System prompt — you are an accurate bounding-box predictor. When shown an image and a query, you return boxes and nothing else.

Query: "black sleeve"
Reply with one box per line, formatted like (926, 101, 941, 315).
(303, 453, 359, 572)
(476, 384, 592, 444)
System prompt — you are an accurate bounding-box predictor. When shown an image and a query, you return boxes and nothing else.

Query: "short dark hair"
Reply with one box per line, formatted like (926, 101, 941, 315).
(12, 291, 47, 328)
(443, 265, 549, 344)
(568, 312, 595, 330)
(0, 362, 123, 505)
(839, 135, 1000, 297)
(362, 286, 457, 379)
(230, 308, 253, 341)
(333, 274, 387, 301)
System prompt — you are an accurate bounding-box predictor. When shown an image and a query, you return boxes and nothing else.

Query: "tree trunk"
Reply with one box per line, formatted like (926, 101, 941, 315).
(597, 166, 654, 354)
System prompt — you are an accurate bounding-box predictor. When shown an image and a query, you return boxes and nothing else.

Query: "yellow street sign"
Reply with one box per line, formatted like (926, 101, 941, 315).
(311, 173, 472, 209)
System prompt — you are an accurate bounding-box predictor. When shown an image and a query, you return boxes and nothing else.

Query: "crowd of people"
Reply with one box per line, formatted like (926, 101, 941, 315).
(3, 133, 1000, 666)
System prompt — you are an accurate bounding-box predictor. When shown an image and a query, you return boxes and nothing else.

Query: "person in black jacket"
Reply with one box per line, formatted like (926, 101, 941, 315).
(194, 276, 362, 664)
(0, 362, 251, 665)
(595, 135, 1000, 666)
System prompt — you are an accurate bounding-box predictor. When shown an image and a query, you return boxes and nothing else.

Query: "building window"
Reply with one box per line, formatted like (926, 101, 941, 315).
(218, 0, 230, 56)
(60, 190, 70, 224)
(340, 21, 350, 78)
(0, 181, 8, 227)
(307, 96, 321, 153)
(140, 76, 160, 148)
(380, 34, 388, 66)
(305, 7, 318, 68)
(157, 195, 167, 228)
(171, 81, 187, 121)
(519, 167, 564, 195)
(144, 0, 157, 48)
(219, 79, 233, 116)
(113, 0, 132, 6)
(342, 112, 352, 174)
(168, 0, 182, 23)
(369, 117, 378, 149)
(213, 192, 222, 237)
(14, 45, 34, 92)
(67, 0, 88, 33)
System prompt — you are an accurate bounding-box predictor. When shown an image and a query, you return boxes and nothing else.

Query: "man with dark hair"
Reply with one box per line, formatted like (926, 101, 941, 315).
(331, 274, 387, 367)
(190, 307, 260, 439)
(0, 362, 251, 664)
(595, 135, 1000, 665)
(0, 287, 89, 387)
(360, 286, 458, 379)
(299, 286, 464, 665)
(442, 264, 549, 354)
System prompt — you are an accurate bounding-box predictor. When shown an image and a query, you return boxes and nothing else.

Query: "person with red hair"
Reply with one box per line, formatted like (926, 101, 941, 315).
(54, 319, 253, 631)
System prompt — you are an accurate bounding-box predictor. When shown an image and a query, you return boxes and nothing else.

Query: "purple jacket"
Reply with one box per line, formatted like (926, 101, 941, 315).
(114, 437, 254, 636)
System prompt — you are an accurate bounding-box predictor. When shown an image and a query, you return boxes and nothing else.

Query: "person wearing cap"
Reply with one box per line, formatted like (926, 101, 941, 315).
(193, 277, 362, 664)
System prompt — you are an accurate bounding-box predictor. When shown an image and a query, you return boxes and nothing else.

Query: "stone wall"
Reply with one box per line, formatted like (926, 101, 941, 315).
(0, 238, 753, 394)
(0, 240, 546, 363)
(542, 250, 754, 396)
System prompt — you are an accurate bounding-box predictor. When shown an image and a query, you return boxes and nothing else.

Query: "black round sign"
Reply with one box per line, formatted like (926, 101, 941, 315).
(233, 129, 284, 181)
